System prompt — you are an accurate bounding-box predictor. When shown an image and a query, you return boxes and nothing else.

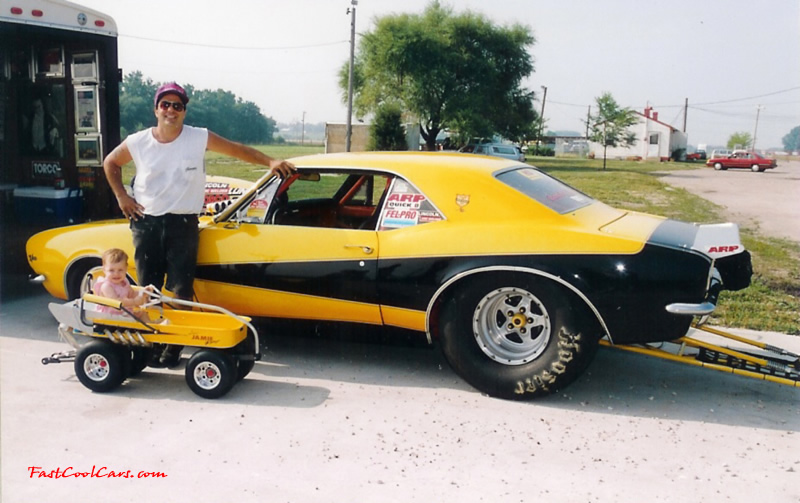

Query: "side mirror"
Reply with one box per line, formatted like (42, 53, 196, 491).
(298, 172, 321, 182)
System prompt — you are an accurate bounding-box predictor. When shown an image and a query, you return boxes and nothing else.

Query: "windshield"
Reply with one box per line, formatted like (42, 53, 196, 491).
(213, 172, 279, 223)
(495, 167, 593, 214)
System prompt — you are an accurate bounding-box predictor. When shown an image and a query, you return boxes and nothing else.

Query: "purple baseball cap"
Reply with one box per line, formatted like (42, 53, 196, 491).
(154, 82, 189, 107)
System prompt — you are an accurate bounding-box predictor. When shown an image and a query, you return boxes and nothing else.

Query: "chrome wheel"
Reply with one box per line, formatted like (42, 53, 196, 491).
(79, 266, 104, 297)
(185, 350, 236, 398)
(472, 286, 551, 365)
(83, 353, 111, 382)
(192, 361, 223, 390)
(74, 340, 126, 392)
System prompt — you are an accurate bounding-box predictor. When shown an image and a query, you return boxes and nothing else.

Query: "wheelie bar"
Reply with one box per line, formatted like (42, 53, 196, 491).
(602, 324, 800, 387)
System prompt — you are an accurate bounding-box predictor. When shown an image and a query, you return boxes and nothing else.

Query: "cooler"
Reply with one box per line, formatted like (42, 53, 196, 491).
(13, 186, 83, 226)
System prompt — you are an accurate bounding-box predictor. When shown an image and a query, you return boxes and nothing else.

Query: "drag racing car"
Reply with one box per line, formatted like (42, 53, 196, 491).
(28, 152, 796, 399)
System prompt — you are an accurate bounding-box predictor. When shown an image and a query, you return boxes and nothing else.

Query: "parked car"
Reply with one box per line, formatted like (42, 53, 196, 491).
(706, 150, 777, 172)
(27, 152, 752, 400)
(203, 175, 251, 211)
(709, 149, 732, 159)
(686, 152, 706, 161)
(460, 142, 526, 162)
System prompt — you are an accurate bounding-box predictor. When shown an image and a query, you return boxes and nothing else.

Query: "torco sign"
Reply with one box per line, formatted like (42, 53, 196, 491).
(32, 161, 63, 178)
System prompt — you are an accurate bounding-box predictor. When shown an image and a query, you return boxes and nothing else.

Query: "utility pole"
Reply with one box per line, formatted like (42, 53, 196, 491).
(585, 105, 591, 138)
(602, 120, 608, 171)
(752, 105, 762, 152)
(538, 85, 547, 153)
(345, 0, 358, 152)
(301, 111, 306, 145)
(683, 97, 688, 133)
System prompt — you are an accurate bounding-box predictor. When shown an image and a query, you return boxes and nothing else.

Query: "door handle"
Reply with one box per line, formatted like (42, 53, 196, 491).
(344, 244, 374, 254)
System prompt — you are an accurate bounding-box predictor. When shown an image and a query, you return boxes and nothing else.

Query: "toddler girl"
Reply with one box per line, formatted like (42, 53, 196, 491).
(93, 248, 151, 314)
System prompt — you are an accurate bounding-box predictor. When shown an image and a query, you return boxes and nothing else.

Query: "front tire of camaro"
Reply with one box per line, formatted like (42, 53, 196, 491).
(439, 274, 599, 400)
(66, 260, 103, 299)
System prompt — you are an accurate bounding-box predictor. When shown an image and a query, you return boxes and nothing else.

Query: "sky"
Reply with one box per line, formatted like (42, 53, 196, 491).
(75, 0, 800, 149)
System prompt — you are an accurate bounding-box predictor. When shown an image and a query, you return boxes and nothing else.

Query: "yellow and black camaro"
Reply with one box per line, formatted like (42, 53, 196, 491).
(27, 152, 752, 399)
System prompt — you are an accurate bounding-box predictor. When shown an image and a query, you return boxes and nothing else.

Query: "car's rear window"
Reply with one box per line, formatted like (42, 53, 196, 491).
(495, 167, 593, 214)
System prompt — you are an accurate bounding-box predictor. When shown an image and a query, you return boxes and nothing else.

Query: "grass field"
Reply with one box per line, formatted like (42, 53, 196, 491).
(134, 146, 800, 334)
(530, 157, 799, 334)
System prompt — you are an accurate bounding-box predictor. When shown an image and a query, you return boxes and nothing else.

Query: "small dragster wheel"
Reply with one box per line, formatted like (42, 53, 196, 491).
(74, 340, 126, 392)
(185, 350, 236, 399)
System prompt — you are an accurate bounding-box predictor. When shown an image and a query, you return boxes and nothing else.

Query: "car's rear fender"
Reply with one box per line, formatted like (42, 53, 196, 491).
(425, 265, 610, 345)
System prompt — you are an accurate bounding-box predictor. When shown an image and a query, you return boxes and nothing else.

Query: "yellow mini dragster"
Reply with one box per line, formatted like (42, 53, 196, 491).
(44, 287, 260, 399)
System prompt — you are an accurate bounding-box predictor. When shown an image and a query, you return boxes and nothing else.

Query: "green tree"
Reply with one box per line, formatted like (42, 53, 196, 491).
(727, 132, 752, 150)
(118, 73, 277, 143)
(367, 104, 407, 151)
(119, 71, 158, 138)
(339, 1, 538, 150)
(782, 125, 800, 152)
(587, 92, 638, 169)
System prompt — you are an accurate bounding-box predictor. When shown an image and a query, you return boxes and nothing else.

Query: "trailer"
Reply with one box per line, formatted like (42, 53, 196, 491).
(0, 0, 120, 224)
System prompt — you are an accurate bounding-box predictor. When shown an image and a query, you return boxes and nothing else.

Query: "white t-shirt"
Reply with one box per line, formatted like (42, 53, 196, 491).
(126, 125, 209, 216)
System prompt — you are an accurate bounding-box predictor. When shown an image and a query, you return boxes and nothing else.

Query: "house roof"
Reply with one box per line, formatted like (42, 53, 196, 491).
(635, 108, 680, 132)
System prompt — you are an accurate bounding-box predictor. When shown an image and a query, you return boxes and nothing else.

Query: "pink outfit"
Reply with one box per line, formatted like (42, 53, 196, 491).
(93, 276, 135, 314)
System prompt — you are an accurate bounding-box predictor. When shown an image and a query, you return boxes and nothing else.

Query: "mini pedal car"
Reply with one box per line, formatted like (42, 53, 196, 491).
(44, 288, 260, 399)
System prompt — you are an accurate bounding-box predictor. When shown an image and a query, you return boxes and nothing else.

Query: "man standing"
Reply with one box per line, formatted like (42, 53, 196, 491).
(103, 82, 294, 365)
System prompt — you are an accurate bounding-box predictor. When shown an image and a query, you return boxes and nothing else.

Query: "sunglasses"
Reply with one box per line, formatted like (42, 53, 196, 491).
(158, 100, 185, 112)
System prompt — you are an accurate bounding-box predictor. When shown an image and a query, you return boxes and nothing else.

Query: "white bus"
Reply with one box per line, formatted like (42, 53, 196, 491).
(1, 0, 120, 224)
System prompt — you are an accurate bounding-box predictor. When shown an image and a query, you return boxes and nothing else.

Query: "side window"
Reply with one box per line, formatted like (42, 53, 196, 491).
(268, 171, 395, 230)
(377, 178, 444, 230)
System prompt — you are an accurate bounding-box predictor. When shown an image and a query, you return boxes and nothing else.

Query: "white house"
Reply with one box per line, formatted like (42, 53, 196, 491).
(589, 107, 688, 161)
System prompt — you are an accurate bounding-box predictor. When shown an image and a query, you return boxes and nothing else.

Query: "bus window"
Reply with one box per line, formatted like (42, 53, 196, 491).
(19, 84, 67, 159)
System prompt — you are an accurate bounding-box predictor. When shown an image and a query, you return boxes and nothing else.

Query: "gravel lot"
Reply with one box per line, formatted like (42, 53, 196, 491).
(2, 295, 799, 502)
(659, 160, 800, 243)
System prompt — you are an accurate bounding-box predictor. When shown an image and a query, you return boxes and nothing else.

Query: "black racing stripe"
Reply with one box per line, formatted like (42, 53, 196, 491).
(195, 260, 377, 304)
(647, 219, 699, 251)
(196, 246, 712, 343)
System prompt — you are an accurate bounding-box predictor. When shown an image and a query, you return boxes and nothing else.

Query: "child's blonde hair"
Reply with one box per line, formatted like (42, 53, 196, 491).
(102, 248, 129, 266)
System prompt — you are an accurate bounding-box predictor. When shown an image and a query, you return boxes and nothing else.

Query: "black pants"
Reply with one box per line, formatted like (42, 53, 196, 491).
(130, 213, 199, 299)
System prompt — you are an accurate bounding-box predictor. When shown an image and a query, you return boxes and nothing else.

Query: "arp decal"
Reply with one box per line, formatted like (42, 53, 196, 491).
(708, 245, 740, 254)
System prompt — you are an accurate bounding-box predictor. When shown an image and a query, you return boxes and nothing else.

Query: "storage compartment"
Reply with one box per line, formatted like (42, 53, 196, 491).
(13, 186, 82, 226)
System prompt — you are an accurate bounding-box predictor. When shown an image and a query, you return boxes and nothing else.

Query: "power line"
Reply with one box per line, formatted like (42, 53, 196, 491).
(119, 33, 349, 51)
(691, 86, 800, 106)
(550, 87, 800, 111)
